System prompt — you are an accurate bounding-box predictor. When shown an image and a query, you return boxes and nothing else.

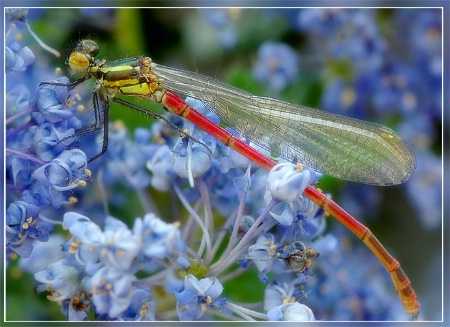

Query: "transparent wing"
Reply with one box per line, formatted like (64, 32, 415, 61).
(153, 63, 416, 185)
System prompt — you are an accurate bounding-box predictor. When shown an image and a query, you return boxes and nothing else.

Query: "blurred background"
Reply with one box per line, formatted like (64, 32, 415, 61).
(5, 6, 443, 321)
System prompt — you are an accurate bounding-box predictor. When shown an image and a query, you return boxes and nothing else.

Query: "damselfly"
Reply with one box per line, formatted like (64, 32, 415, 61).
(41, 39, 419, 318)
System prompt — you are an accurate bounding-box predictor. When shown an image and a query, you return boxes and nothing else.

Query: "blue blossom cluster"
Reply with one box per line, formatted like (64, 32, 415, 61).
(295, 9, 441, 228)
(5, 8, 441, 322)
(33, 212, 184, 320)
(218, 7, 441, 229)
(200, 8, 239, 49)
(6, 20, 92, 258)
(204, 9, 442, 233)
(5, 13, 325, 320)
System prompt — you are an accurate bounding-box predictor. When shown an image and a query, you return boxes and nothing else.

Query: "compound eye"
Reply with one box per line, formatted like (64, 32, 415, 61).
(73, 39, 99, 58)
(80, 39, 99, 57)
(68, 51, 90, 75)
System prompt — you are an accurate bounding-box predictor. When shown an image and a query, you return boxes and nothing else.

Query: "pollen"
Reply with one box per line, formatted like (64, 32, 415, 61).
(295, 163, 303, 172)
(66, 97, 76, 107)
(152, 131, 167, 145)
(181, 129, 190, 138)
(269, 244, 277, 256)
(68, 241, 79, 254)
(69, 196, 78, 204)
(113, 120, 126, 131)
(140, 307, 148, 317)
(340, 86, 356, 107)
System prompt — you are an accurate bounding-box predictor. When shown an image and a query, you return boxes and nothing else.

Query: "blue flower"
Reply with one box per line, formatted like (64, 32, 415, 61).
(144, 97, 219, 191)
(34, 259, 82, 301)
(320, 78, 367, 119)
(165, 271, 186, 295)
(172, 135, 213, 181)
(252, 41, 299, 91)
(6, 8, 60, 58)
(266, 162, 316, 203)
(5, 84, 31, 126)
(201, 8, 238, 48)
(170, 99, 217, 184)
(395, 9, 441, 82)
(5, 16, 36, 72)
(303, 227, 408, 320)
(35, 83, 74, 122)
(119, 287, 155, 321)
(264, 281, 298, 311)
(267, 302, 315, 321)
(174, 274, 224, 320)
(29, 77, 84, 158)
(102, 121, 152, 190)
(6, 199, 48, 257)
(266, 201, 295, 226)
(310, 234, 339, 255)
(91, 266, 134, 318)
(62, 212, 104, 273)
(31, 149, 89, 207)
(33, 123, 76, 162)
(146, 144, 176, 191)
(404, 150, 442, 229)
(298, 9, 385, 73)
(63, 212, 103, 244)
(133, 213, 184, 260)
(5, 45, 35, 72)
(61, 290, 91, 321)
(233, 163, 252, 192)
(19, 234, 66, 274)
(100, 217, 140, 270)
(296, 8, 349, 36)
(245, 234, 282, 283)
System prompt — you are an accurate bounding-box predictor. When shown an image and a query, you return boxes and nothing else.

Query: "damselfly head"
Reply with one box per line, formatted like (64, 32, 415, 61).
(66, 39, 99, 76)
(75, 39, 100, 57)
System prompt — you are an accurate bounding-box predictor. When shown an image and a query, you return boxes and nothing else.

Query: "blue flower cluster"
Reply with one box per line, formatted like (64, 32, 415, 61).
(5, 13, 325, 320)
(5, 8, 441, 321)
(232, 8, 441, 232)
(6, 17, 92, 258)
(294, 9, 442, 228)
(33, 212, 184, 320)
(200, 8, 239, 49)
